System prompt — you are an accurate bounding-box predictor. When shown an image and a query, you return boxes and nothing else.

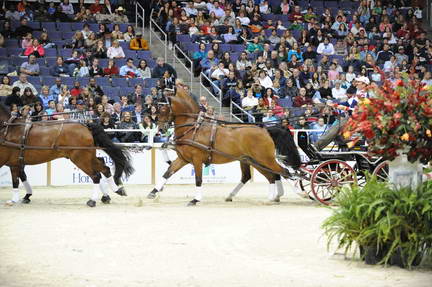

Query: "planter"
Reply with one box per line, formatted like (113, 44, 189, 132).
(389, 248, 424, 268)
(362, 245, 388, 265)
(388, 149, 423, 189)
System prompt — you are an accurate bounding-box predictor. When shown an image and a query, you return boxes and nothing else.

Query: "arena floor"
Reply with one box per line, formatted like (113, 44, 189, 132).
(0, 183, 431, 287)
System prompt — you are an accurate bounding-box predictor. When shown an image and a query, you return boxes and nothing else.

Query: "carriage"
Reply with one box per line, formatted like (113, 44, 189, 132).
(293, 137, 388, 205)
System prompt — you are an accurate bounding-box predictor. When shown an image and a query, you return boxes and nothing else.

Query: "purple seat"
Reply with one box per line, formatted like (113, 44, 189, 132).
(144, 78, 158, 88)
(59, 49, 73, 58)
(7, 48, 24, 57)
(115, 58, 127, 67)
(78, 77, 89, 86)
(264, 29, 272, 37)
(292, 30, 301, 40)
(89, 23, 99, 32)
(176, 34, 191, 43)
(42, 76, 57, 86)
(146, 59, 156, 69)
(111, 77, 129, 87)
(5, 39, 19, 48)
(124, 50, 136, 58)
(71, 23, 84, 31)
(53, 40, 66, 49)
(40, 66, 51, 76)
(118, 24, 128, 32)
(104, 87, 120, 98)
(41, 22, 56, 32)
(262, 14, 275, 21)
(220, 44, 230, 52)
(57, 22, 72, 31)
(129, 78, 144, 88)
(62, 32, 75, 40)
(27, 76, 41, 86)
(143, 88, 151, 95)
(230, 44, 245, 53)
(279, 98, 293, 108)
(46, 57, 57, 66)
(120, 87, 134, 96)
(61, 77, 76, 87)
(98, 59, 109, 67)
(230, 52, 240, 62)
(49, 31, 62, 41)
(13, 56, 26, 67)
(137, 50, 152, 59)
(28, 22, 41, 30)
(0, 48, 6, 57)
(119, 42, 129, 50)
(33, 31, 43, 39)
(44, 48, 57, 57)
(96, 77, 111, 87)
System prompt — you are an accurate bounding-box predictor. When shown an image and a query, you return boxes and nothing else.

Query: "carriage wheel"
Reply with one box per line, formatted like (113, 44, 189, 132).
(298, 166, 315, 200)
(310, 160, 357, 205)
(372, 161, 389, 182)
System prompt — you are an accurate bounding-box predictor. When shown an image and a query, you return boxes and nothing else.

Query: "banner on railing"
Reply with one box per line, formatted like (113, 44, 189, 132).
(0, 164, 47, 187)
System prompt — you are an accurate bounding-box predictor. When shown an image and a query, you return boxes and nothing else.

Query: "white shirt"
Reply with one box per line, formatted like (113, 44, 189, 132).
(259, 76, 274, 89)
(346, 72, 356, 83)
(184, 7, 198, 17)
(383, 60, 396, 73)
(317, 43, 335, 55)
(242, 96, 258, 108)
(12, 80, 38, 96)
(332, 87, 346, 101)
(210, 7, 225, 18)
(211, 68, 229, 80)
(237, 16, 250, 26)
(107, 46, 125, 59)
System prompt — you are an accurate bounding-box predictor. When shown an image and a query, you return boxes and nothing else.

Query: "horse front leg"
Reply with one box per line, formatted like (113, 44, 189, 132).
(147, 157, 188, 199)
(187, 160, 203, 206)
(6, 166, 20, 205)
(226, 162, 252, 202)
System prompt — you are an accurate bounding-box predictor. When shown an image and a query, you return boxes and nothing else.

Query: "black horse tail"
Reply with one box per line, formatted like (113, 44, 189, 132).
(266, 126, 301, 169)
(87, 123, 134, 185)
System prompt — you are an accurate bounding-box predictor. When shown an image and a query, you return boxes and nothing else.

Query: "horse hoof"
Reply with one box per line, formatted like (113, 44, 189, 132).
(115, 187, 127, 197)
(147, 189, 158, 199)
(87, 200, 96, 207)
(225, 198, 233, 202)
(101, 195, 111, 204)
(5, 200, 17, 206)
(22, 198, 31, 204)
(187, 199, 199, 206)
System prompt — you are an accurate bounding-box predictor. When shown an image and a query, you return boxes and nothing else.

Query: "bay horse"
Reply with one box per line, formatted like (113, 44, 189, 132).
(147, 87, 301, 206)
(0, 103, 134, 207)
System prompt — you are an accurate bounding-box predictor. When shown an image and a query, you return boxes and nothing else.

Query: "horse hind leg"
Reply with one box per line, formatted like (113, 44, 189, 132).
(255, 167, 279, 202)
(226, 162, 251, 202)
(96, 157, 126, 197)
(187, 159, 203, 206)
(70, 151, 103, 207)
(19, 168, 33, 204)
(93, 157, 113, 204)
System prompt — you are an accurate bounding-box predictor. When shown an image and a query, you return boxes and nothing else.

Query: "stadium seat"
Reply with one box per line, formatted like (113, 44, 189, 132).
(61, 77, 76, 87)
(124, 50, 137, 58)
(95, 77, 111, 87)
(89, 23, 99, 32)
(41, 22, 56, 32)
(71, 23, 84, 31)
(104, 86, 120, 98)
(57, 22, 72, 31)
(59, 49, 73, 58)
(129, 78, 144, 87)
(49, 31, 62, 41)
(28, 21, 41, 30)
(279, 98, 293, 108)
(137, 51, 152, 59)
(62, 32, 75, 41)
(42, 76, 56, 86)
(40, 66, 51, 76)
(98, 59, 109, 67)
(46, 57, 57, 67)
(44, 48, 58, 58)
(27, 76, 41, 86)
(0, 48, 6, 57)
(144, 78, 158, 88)
(111, 77, 129, 87)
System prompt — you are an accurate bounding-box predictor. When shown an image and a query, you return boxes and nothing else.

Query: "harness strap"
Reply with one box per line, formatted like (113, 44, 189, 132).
(51, 121, 64, 150)
(207, 119, 218, 164)
(18, 117, 32, 167)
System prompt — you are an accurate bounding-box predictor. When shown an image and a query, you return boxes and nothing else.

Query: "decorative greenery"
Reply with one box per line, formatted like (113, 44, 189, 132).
(343, 72, 432, 163)
(322, 176, 432, 268)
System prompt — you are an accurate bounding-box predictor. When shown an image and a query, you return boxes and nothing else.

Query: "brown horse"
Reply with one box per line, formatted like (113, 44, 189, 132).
(0, 103, 133, 207)
(147, 87, 301, 205)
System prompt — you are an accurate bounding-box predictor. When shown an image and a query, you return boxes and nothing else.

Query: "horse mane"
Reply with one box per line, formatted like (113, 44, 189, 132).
(175, 86, 200, 113)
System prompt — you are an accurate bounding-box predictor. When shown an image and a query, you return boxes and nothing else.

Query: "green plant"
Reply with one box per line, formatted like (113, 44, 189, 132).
(322, 176, 432, 268)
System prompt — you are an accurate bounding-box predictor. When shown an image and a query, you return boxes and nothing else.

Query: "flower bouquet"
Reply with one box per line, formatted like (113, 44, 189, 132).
(343, 72, 432, 164)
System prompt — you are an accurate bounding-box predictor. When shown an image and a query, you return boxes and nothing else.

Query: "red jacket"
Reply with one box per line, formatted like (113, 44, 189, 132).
(24, 45, 45, 57)
(103, 66, 119, 77)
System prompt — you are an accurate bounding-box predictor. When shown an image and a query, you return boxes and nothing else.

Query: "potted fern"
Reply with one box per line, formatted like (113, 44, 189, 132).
(322, 177, 432, 268)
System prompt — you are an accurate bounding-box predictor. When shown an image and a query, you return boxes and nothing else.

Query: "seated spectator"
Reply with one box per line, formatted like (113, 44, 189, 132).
(246, 37, 263, 54)
(117, 112, 139, 143)
(421, 72, 432, 86)
(139, 115, 159, 143)
(310, 117, 327, 143)
(384, 55, 398, 73)
(103, 59, 120, 77)
(39, 85, 56, 109)
(87, 78, 104, 98)
(85, 33, 97, 49)
(70, 81, 82, 98)
(100, 112, 117, 138)
(0, 76, 13, 98)
(31, 102, 44, 121)
(101, 95, 114, 114)
(123, 25, 135, 42)
(22, 87, 42, 106)
(5, 87, 23, 107)
(263, 87, 279, 107)
(93, 40, 107, 58)
(241, 88, 258, 110)
(112, 6, 129, 23)
(236, 11, 250, 26)
(161, 70, 175, 90)
(129, 32, 149, 50)
(50, 56, 71, 77)
(21, 32, 33, 50)
(332, 81, 347, 102)
(74, 59, 90, 77)
(38, 31, 55, 49)
(258, 70, 273, 89)
(12, 73, 38, 96)
(70, 31, 85, 50)
(128, 84, 144, 106)
(317, 38, 335, 56)
(152, 57, 177, 79)
(130, 104, 143, 123)
(289, 5, 303, 22)
(294, 88, 313, 107)
(23, 39, 45, 58)
(294, 116, 310, 129)
(45, 100, 57, 116)
(65, 50, 82, 72)
(111, 24, 125, 41)
(107, 40, 125, 59)
(60, 0, 74, 19)
(137, 60, 152, 79)
(20, 55, 40, 76)
(14, 17, 33, 39)
(90, 0, 102, 14)
(120, 58, 142, 78)
(58, 85, 71, 107)
(88, 58, 104, 77)
(263, 110, 279, 126)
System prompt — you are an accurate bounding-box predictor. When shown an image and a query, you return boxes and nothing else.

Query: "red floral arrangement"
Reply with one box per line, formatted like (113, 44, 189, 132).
(343, 72, 432, 163)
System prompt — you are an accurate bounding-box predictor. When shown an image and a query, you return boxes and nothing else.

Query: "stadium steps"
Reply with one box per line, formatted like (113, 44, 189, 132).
(143, 28, 239, 122)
